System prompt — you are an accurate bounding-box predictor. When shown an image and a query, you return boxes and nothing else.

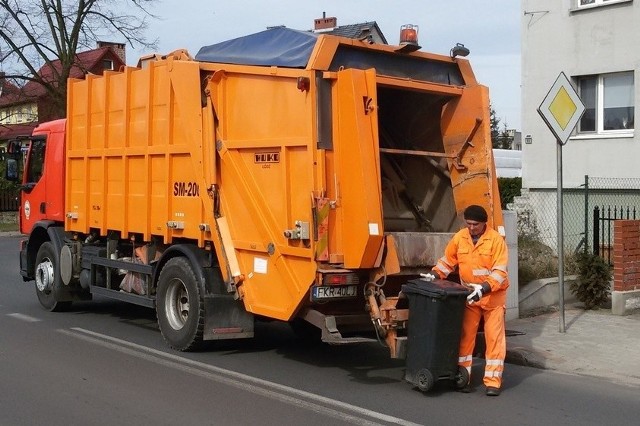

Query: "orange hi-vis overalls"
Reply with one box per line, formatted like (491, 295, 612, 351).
(432, 225, 509, 389)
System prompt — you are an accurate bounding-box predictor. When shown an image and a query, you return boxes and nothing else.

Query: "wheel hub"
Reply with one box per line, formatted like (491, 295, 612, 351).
(165, 278, 189, 330)
(36, 259, 54, 293)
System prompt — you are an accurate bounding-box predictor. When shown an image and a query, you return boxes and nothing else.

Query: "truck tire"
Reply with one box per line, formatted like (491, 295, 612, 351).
(34, 241, 71, 312)
(156, 257, 204, 351)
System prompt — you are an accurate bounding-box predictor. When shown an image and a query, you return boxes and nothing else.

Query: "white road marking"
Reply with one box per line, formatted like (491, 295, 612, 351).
(7, 313, 41, 322)
(60, 327, 420, 426)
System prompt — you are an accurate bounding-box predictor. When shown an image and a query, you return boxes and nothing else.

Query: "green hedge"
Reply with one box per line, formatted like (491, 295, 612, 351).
(498, 177, 521, 209)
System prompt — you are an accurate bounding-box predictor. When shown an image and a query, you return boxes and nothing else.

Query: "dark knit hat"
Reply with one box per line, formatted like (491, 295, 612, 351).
(463, 205, 488, 223)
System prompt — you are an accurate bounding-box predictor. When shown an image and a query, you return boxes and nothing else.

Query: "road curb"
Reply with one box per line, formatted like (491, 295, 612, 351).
(505, 347, 548, 369)
(0, 231, 21, 237)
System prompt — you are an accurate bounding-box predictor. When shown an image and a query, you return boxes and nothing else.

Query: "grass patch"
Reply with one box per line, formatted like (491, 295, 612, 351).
(0, 222, 18, 232)
(518, 235, 579, 286)
(518, 235, 556, 285)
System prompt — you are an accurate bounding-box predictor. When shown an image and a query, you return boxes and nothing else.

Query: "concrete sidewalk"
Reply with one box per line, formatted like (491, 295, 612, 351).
(505, 305, 640, 388)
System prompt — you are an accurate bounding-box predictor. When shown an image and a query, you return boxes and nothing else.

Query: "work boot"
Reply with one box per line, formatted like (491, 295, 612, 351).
(485, 386, 501, 396)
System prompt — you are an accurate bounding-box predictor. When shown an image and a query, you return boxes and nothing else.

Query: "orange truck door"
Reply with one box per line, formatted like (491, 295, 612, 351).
(330, 68, 384, 269)
(20, 137, 49, 233)
(441, 85, 503, 230)
(19, 123, 66, 234)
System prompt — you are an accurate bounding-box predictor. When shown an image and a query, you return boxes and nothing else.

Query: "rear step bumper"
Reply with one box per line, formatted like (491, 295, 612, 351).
(298, 308, 407, 357)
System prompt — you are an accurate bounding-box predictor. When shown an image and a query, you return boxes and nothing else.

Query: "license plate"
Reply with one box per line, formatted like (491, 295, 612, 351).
(311, 285, 358, 300)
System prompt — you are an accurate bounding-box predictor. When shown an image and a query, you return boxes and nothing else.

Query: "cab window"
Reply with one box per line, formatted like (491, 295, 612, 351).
(26, 139, 45, 183)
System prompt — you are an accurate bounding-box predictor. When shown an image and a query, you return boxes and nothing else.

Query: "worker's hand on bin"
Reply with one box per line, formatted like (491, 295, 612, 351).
(419, 272, 437, 282)
(466, 284, 484, 304)
(467, 282, 491, 304)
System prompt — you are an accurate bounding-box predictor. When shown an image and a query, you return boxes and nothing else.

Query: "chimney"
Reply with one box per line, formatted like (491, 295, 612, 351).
(314, 12, 337, 31)
(97, 41, 126, 64)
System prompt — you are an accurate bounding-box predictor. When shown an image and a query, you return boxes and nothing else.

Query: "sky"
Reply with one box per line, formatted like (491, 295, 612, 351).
(129, 1, 521, 129)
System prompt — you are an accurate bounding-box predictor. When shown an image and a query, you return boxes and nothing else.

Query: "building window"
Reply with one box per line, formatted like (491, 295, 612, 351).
(578, 0, 631, 7)
(577, 71, 634, 134)
(29, 105, 38, 122)
(103, 59, 114, 70)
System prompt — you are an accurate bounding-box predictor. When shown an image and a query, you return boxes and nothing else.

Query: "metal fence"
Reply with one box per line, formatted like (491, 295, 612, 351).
(593, 205, 638, 265)
(512, 176, 640, 260)
(0, 190, 19, 212)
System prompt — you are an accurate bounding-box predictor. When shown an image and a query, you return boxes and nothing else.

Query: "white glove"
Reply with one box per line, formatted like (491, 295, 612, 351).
(467, 284, 484, 304)
(420, 272, 437, 282)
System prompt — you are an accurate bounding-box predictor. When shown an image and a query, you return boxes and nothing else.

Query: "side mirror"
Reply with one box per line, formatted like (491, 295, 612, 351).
(5, 158, 18, 181)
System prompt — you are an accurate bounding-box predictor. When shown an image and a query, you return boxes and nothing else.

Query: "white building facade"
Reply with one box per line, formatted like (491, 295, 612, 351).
(520, 0, 639, 251)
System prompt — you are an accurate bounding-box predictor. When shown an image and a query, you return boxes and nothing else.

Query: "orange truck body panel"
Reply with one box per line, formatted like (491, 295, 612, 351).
(61, 34, 503, 322)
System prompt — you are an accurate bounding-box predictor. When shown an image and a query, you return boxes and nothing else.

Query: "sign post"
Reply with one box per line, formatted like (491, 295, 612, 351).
(537, 72, 585, 333)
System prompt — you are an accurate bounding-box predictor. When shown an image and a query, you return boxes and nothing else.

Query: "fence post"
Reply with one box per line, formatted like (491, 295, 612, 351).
(593, 205, 600, 256)
(584, 174, 589, 252)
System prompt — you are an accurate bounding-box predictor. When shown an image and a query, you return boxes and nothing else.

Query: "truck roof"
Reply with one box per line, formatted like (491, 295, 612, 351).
(195, 26, 468, 87)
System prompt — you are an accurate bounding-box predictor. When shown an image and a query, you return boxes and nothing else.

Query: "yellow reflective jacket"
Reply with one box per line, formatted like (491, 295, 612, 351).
(433, 225, 509, 306)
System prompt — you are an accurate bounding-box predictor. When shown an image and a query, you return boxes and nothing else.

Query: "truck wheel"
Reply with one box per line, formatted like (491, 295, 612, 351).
(35, 242, 71, 312)
(156, 257, 204, 351)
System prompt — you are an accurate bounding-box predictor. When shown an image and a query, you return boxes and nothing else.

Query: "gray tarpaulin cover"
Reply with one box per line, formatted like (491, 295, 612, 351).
(195, 27, 319, 68)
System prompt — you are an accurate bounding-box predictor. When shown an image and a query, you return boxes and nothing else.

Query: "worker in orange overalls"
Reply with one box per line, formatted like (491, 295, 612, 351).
(429, 204, 509, 396)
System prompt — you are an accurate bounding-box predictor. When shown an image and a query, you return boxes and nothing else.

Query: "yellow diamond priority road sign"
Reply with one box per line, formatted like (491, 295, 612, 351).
(537, 72, 585, 145)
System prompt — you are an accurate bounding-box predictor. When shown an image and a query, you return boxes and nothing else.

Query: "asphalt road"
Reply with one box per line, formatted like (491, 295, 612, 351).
(0, 234, 638, 426)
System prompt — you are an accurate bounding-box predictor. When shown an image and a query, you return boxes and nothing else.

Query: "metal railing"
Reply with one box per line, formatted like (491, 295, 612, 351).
(593, 205, 637, 265)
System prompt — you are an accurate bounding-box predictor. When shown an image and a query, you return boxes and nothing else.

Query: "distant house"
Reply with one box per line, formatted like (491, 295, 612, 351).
(0, 41, 126, 146)
(312, 14, 388, 44)
(0, 73, 38, 142)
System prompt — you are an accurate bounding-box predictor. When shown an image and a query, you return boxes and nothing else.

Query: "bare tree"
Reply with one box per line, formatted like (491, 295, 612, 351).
(0, 0, 158, 118)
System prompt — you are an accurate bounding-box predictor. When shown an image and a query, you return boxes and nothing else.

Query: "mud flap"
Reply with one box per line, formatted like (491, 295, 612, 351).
(203, 294, 254, 340)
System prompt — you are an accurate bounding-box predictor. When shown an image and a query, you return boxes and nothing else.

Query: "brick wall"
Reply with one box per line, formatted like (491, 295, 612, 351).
(613, 220, 640, 292)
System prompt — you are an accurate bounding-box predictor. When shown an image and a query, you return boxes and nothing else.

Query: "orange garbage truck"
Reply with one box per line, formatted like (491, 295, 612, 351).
(5, 27, 503, 355)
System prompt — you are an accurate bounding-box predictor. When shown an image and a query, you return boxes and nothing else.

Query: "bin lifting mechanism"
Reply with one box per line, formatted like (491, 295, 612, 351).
(365, 282, 409, 359)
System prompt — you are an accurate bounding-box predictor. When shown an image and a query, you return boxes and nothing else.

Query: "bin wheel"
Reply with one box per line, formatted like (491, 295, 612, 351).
(455, 366, 470, 390)
(416, 368, 434, 392)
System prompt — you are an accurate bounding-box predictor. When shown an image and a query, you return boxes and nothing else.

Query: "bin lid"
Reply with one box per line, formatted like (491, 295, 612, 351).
(402, 278, 470, 299)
